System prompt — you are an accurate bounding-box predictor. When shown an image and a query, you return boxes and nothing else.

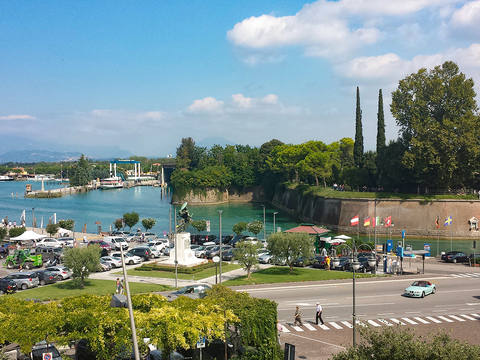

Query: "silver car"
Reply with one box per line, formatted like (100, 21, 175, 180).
(44, 265, 73, 280)
(2, 272, 39, 290)
(111, 252, 143, 265)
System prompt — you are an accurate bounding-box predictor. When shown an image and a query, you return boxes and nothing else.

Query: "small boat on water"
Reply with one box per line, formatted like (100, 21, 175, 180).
(99, 177, 124, 189)
(0, 175, 14, 181)
(33, 174, 55, 181)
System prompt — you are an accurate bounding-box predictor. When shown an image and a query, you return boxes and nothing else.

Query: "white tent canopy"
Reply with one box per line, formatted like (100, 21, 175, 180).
(334, 234, 352, 240)
(10, 230, 46, 242)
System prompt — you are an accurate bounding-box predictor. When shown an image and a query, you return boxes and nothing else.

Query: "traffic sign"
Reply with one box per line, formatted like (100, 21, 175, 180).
(43, 353, 52, 360)
(197, 336, 206, 348)
(206, 221, 210, 232)
(212, 256, 220, 263)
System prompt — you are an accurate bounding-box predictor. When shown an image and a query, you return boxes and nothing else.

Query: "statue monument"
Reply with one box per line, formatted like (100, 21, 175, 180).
(167, 202, 206, 266)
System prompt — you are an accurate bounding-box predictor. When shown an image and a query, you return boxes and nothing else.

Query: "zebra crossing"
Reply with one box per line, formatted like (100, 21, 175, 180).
(281, 313, 480, 333)
(450, 273, 480, 278)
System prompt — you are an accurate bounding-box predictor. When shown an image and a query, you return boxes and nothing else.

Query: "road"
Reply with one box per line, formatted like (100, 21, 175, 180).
(234, 262, 480, 360)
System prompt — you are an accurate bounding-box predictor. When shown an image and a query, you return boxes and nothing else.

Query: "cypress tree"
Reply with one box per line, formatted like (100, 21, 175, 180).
(353, 86, 364, 167)
(376, 89, 386, 154)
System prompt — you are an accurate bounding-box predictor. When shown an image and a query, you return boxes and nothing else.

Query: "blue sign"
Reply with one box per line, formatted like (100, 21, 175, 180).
(387, 240, 393, 252)
(402, 230, 405, 238)
(397, 246, 404, 257)
(424, 243, 431, 257)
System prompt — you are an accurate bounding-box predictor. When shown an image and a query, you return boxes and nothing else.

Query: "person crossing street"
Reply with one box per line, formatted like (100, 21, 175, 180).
(316, 302, 324, 325)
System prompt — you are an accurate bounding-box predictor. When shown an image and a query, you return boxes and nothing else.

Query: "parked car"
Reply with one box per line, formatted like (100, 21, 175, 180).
(163, 243, 175, 256)
(101, 256, 123, 268)
(111, 252, 143, 265)
(205, 245, 233, 259)
(141, 232, 159, 241)
(148, 240, 168, 253)
(222, 249, 236, 261)
(228, 235, 248, 247)
(445, 252, 469, 263)
(0, 278, 17, 295)
(31, 342, 62, 360)
(110, 231, 130, 238)
(312, 255, 327, 268)
(143, 243, 162, 258)
(441, 251, 463, 261)
(125, 233, 140, 242)
(33, 270, 58, 285)
(259, 252, 273, 264)
(293, 256, 314, 267)
(44, 265, 73, 279)
(404, 280, 436, 298)
(332, 256, 351, 271)
(58, 237, 76, 247)
(195, 245, 216, 258)
(127, 247, 154, 261)
(2, 271, 39, 290)
(36, 237, 63, 248)
(356, 256, 376, 273)
(88, 240, 112, 252)
(167, 284, 211, 300)
(103, 236, 129, 251)
(97, 258, 112, 272)
(34, 246, 64, 263)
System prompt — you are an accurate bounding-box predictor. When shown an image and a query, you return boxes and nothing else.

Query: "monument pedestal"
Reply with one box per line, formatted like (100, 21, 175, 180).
(163, 232, 207, 267)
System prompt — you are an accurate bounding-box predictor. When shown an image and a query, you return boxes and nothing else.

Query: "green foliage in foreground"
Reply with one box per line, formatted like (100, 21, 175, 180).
(9, 279, 171, 301)
(332, 325, 480, 360)
(224, 266, 374, 286)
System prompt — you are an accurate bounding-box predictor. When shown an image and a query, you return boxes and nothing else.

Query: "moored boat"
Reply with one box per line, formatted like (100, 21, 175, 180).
(0, 175, 14, 181)
(99, 177, 124, 189)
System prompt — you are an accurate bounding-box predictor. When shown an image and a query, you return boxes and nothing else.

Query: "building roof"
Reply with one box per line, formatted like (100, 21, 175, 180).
(284, 224, 330, 236)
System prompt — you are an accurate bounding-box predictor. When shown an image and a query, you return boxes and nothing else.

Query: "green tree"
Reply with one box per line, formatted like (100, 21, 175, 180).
(46, 223, 59, 237)
(58, 219, 75, 231)
(234, 240, 261, 278)
(267, 232, 314, 274)
(0, 228, 7, 241)
(391, 61, 480, 189)
(354, 87, 364, 168)
(113, 218, 123, 231)
(191, 219, 207, 233)
(376, 89, 386, 155)
(63, 245, 101, 288)
(247, 220, 263, 237)
(332, 325, 480, 360)
(141, 218, 156, 232)
(123, 212, 139, 230)
(70, 154, 92, 186)
(232, 221, 248, 236)
(8, 227, 25, 238)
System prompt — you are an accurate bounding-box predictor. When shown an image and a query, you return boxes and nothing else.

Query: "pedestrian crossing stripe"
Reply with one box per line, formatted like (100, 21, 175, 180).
(451, 273, 480, 278)
(279, 314, 479, 332)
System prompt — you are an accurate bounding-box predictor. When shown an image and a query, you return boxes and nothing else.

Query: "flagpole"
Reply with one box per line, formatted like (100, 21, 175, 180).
(437, 214, 439, 258)
(374, 199, 377, 276)
(451, 217, 453, 251)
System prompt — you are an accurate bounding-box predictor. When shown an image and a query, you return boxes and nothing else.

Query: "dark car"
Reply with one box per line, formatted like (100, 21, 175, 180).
(441, 251, 462, 261)
(216, 235, 233, 245)
(34, 246, 64, 263)
(312, 255, 327, 269)
(88, 240, 112, 252)
(332, 256, 351, 271)
(31, 342, 62, 360)
(0, 278, 17, 295)
(34, 270, 58, 285)
(127, 247, 154, 261)
(205, 245, 233, 259)
(228, 235, 248, 247)
(356, 256, 376, 273)
(445, 252, 469, 263)
(293, 256, 314, 267)
(222, 249, 236, 261)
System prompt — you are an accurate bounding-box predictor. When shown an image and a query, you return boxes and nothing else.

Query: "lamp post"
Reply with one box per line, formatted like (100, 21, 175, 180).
(273, 212, 278, 234)
(32, 207, 35, 229)
(331, 242, 376, 351)
(218, 210, 223, 284)
(262, 205, 266, 240)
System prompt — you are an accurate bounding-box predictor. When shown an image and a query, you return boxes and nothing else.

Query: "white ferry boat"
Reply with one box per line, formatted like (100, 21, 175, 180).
(0, 175, 14, 181)
(99, 177, 124, 189)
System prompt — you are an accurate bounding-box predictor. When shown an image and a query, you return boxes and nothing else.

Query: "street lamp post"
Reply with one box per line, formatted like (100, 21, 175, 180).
(32, 207, 35, 229)
(331, 242, 376, 351)
(262, 205, 266, 240)
(273, 212, 278, 234)
(218, 210, 223, 284)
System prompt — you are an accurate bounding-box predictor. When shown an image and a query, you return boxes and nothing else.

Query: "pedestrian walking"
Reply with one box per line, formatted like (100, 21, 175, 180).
(315, 302, 324, 325)
(325, 256, 331, 270)
(277, 320, 283, 345)
(116, 278, 121, 294)
(119, 279, 125, 294)
(294, 306, 303, 327)
(83, 235, 87, 243)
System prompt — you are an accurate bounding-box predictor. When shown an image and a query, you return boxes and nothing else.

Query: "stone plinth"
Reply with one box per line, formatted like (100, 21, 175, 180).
(162, 232, 207, 267)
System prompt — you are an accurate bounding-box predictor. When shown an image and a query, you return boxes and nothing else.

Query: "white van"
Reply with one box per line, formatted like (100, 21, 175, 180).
(103, 236, 128, 251)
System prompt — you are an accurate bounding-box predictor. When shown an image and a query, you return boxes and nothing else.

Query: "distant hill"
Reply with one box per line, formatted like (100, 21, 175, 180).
(0, 150, 84, 164)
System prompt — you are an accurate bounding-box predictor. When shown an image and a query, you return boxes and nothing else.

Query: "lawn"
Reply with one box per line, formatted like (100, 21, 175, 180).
(122, 263, 242, 280)
(9, 279, 172, 301)
(223, 266, 376, 286)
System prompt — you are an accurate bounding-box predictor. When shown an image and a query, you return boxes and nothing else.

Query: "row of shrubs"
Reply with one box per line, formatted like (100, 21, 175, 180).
(135, 260, 227, 274)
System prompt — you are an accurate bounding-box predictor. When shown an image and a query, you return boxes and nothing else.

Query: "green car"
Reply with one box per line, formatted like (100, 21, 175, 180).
(404, 280, 436, 298)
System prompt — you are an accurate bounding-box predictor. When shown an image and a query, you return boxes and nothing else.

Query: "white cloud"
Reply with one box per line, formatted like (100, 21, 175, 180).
(0, 114, 36, 120)
(186, 97, 224, 114)
(452, 0, 480, 26)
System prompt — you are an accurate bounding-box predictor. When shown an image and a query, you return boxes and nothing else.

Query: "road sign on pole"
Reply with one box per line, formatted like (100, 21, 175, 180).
(43, 354, 53, 360)
(206, 221, 210, 232)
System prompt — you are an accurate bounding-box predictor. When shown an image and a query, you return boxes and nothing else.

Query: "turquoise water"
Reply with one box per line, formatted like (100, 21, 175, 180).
(0, 181, 299, 237)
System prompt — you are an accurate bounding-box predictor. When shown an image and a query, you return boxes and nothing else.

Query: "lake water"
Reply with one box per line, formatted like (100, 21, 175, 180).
(0, 181, 299, 238)
(0, 181, 476, 256)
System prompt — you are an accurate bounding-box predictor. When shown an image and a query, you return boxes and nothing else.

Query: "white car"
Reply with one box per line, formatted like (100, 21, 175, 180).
(44, 266, 72, 280)
(101, 256, 123, 268)
(144, 243, 162, 258)
(58, 237, 76, 247)
(36, 238, 64, 248)
(148, 240, 168, 253)
(110, 252, 143, 265)
(195, 245, 216, 258)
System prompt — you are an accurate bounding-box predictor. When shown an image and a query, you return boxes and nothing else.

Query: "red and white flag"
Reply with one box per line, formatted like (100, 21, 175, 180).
(351, 215, 359, 226)
(384, 216, 392, 227)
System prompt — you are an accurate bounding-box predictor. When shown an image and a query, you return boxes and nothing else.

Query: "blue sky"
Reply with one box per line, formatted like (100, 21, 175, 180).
(1, 0, 480, 158)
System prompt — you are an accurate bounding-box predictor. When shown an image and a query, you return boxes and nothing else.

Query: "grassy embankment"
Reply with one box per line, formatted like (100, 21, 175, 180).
(223, 266, 378, 286)
(9, 279, 172, 301)
(122, 263, 242, 280)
